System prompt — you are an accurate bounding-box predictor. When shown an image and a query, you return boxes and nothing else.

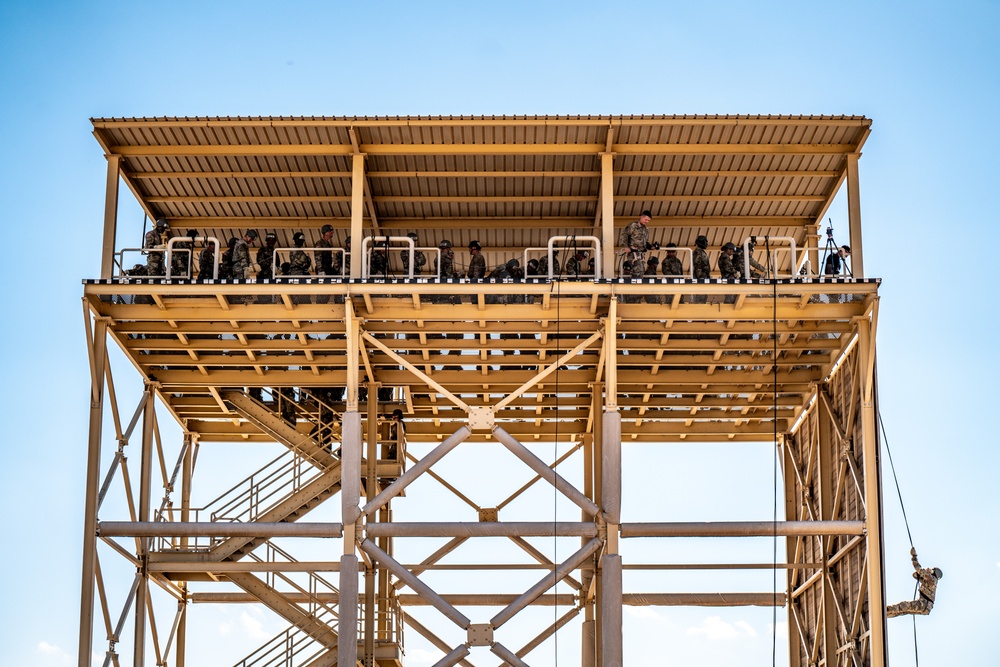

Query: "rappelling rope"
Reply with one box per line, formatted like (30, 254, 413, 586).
(764, 236, 779, 667)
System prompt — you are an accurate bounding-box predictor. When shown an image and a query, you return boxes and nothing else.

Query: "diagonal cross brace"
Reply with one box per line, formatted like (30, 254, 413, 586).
(490, 537, 603, 629)
(358, 425, 472, 520)
(362, 331, 471, 413)
(493, 330, 604, 412)
(492, 426, 600, 518)
(359, 539, 472, 630)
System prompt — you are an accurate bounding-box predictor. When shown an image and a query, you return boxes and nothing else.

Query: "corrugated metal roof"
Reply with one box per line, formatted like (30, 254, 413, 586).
(94, 114, 870, 261)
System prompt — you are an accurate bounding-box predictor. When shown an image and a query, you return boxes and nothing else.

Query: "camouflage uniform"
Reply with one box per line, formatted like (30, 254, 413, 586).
(661, 255, 684, 277)
(467, 254, 486, 280)
(718, 252, 739, 280)
(536, 254, 560, 279)
(171, 241, 192, 279)
(232, 239, 251, 279)
(692, 248, 711, 279)
(734, 246, 766, 279)
(144, 228, 169, 277)
(331, 247, 350, 277)
(435, 251, 457, 279)
(618, 219, 650, 279)
(402, 247, 426, 276)
(886, 554, 941, 618)
(289, 248, 312, 275)
(564, 253, 587, 277)
(198, 246, 216, 281)
(370, 250, 389, 277)
(256, 244, 275, 280)
(316, 237, 335, 276)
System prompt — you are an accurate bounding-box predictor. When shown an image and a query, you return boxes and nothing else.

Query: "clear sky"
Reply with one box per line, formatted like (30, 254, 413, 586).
(1, 1, 997, 665)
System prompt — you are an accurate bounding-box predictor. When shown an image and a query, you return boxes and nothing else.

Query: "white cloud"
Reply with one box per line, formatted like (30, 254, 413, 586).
(36, 641, 71, 663)
(625, 606, 668, 621)
(240, 610, 270, 640)
(218, 621, 233, 636)
(407, 647, 444, 665)
(687, 616, 758, 640)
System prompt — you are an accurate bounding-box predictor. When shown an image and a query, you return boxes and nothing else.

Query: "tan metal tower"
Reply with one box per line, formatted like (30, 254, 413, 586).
(80, 115, 882, 667)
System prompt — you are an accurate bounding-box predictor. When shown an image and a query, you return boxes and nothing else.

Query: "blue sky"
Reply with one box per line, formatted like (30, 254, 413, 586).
(1, 1, 997, 665)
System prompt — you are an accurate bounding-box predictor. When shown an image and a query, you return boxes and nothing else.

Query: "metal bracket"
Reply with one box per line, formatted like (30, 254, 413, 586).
(468, 406, 494, 430)
(467, 623, 494, 647)
(478, 508, 498, 522)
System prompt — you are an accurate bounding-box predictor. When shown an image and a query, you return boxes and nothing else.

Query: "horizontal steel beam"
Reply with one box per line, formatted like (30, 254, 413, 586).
(97, 521, 343, 538)
(365, 522, 598, 538)
(620, 521, 864, 538)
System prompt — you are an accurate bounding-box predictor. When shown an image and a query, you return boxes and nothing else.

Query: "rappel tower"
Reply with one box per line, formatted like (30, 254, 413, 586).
(80, 115, 884, 667)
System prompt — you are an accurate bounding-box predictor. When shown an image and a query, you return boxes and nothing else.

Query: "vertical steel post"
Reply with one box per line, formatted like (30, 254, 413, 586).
(858, 318, 886, 667)
(600, 152, 616, 280)
(78, 318, 108, 667)
(599, 554, 622, 667)
(364, 387, 379, 666)
(846, 153, 864, 277)
(817, 396, 838, 666)
(177, 432, 193, 667)
(133, 387, 154, 667)
(351, 153, 365, 279)
(340, 410, 362, 667)
(101, 155, 120, 279)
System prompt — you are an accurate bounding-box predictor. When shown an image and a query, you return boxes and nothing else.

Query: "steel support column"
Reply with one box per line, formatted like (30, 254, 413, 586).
(858, 317, 886, 667)
(817, 394, 839, 666)
(101, 155, 120, 279)
(351, 153, 365, 279)
(133, 386, 155, 667)
(846, 153, 863, 276)
(78, 317, 108, 667)
(600, 152, 615, 279)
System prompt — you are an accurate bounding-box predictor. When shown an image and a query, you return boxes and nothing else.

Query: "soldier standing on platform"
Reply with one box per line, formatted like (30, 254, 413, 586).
(718, 242, 739, 280)
(232, 230, 257, 279)
(144, 218, 171, 277)
(316, 224, 336, 304)
(661, 243, 684, 277)
(618, 210, 653, 280)
(467, 240, 486, 279)
(256, 232, 277, 281)
(734, 239, 767, 279)
(691, 235, 711, 304)
(565, 249, 588, 278)
(402, 232, 426, 276)
(198, 240, 216, 282)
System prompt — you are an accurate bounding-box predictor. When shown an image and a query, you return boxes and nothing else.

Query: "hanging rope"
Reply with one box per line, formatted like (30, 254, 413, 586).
(873, 357, 922, 665)
(764, 236, 779, 667)
(552, 275, 562, 665)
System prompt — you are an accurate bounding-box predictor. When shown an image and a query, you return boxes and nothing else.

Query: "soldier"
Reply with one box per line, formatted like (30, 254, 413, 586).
(170, 229, 196, 279)
(643, 255, 662, 304)
(564, 249, 589, 278)
(734, 239, 767, 279)
(402, 232, 427, 277)
(289, 232, 312, 275)
(661, 243, 684, 277)
(256, 231, 277, 280)
(618, 210, 653, 280)
(434, 239, 458, 304)
(219, 237, 238, 280)
(467, 240, 486, 279)
(198, 240, 216, 282)
(691, 235, 711, 304)
(331, 235, 351, 278)
(315, 224, 336, 304)
(232, 230, 257, 279)
(693, 235, 711, 279)
(370, 243, 389, 278)
(537, 249, 560, 279)
(887, 549, 943, 618)
(718, 242, 739, 280)
(144, 218, 171, 277)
